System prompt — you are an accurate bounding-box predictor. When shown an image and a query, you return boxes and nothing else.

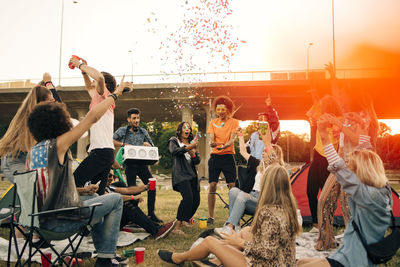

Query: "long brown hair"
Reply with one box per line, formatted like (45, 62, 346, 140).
(251, 163, 301, 236)
(0, 86, 51, 158)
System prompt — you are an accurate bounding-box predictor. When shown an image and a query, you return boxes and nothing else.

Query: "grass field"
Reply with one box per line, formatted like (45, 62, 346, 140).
(0, 175, 399, 266)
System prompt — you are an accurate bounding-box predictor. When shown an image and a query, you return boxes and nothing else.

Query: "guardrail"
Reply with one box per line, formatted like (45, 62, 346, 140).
(0, 68, 395, 89)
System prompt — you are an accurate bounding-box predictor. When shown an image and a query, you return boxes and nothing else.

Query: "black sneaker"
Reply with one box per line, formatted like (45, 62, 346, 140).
(95, 258, 112, 267)
(198, 228, 216, 239)
(207, 217, 214, 224)
(149, 213, 164, 224)
(154, 220, 176, 240)
(157, 249, 182, 266)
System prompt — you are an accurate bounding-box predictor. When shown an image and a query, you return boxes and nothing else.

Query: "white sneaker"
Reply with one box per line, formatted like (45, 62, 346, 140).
(214, 225, 233, 239)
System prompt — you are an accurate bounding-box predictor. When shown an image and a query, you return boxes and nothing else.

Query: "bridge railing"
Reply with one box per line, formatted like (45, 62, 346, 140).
(0, 68, 395, 89)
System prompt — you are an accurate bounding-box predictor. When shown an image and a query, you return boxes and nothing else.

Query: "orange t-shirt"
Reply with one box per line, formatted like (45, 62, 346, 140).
(207, 117, 239, 155)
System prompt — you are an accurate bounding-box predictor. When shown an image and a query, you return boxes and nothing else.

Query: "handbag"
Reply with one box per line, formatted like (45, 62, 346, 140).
(352, 211, 400, 264)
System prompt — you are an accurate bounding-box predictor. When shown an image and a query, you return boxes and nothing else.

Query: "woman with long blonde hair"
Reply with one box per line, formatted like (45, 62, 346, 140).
(1, 73, 57, 182)
(298, 114, 391, 267)
(215, 127, 284, 236)
(157, 163, 301, 267)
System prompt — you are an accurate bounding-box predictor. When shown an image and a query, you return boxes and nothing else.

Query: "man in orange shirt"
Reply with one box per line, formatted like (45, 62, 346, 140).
(206, 96, 239, 224)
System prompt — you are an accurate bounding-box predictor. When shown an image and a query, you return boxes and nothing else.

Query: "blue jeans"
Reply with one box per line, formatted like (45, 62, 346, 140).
(226, 188, 258, 227)
(41, 193, 123, 258)
(1, 153, 27, 183)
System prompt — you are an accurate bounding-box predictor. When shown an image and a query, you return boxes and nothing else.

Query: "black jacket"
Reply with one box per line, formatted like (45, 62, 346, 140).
(168, 137, 201, 191)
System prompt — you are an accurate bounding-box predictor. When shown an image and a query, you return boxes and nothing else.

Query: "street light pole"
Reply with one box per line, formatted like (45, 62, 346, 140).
(58, 0, 64, 86)
(332, 0, 336, 77)
(306, 42, 313, 80)
(128, 50, 133, 81)
(58, 0, 78, 86)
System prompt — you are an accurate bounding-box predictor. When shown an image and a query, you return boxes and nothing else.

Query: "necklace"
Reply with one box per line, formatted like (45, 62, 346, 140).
(213, 122, 225, 128)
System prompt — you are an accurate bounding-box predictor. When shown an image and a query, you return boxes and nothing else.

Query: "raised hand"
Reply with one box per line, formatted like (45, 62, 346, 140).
(115, 75, 133, 97)
(69, 56, 81, 69)
(265, 94, 271, 106)
(43, 72, 52, 83)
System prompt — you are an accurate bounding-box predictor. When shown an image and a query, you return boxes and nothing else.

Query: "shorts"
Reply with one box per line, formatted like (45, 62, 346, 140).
(208, 154, 236, 184)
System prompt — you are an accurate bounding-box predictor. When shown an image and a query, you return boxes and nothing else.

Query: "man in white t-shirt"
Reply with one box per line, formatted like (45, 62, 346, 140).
(70, 57, 116, 195)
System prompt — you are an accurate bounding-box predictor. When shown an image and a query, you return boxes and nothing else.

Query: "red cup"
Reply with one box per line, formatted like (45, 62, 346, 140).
(134, 247, 145, 264)
(68, 55, 81, 69)
(148, 178, 156, 191)
(41, 252, 52, 267)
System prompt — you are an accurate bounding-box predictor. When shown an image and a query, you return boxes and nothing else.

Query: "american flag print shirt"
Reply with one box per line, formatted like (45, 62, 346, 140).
(29, 140, 51, 209)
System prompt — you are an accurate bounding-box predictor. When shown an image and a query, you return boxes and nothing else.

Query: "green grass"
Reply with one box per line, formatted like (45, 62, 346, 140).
(1, 178, 399, 266)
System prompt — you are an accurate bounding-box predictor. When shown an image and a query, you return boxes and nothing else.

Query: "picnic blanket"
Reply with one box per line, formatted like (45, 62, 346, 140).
(295, 231, 344, 259)
(0, 231, 150, 263)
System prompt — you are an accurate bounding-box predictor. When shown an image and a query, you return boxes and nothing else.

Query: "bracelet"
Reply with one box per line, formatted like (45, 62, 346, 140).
(109, 93, 117, 100)
(131, 195, 134, 201)
(264, 145, 273, 153)
(81, 71, 87, 75)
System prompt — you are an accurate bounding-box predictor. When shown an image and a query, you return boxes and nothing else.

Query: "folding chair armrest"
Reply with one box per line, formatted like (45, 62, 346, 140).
(87, 202, 102, 208)
(30, 202, 102, 217)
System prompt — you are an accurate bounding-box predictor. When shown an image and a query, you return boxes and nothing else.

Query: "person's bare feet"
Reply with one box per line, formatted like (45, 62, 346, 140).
(172, 228, 185, 235)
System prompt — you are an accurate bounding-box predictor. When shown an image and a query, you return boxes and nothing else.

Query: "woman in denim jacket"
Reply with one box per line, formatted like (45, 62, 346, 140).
(298, 114, 392, 267)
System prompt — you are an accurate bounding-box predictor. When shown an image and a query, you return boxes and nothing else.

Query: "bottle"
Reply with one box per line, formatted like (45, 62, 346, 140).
(122, 249, 135, 257)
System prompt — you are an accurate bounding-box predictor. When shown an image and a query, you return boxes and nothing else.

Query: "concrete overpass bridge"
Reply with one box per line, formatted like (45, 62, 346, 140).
(1, 69, 399, 177)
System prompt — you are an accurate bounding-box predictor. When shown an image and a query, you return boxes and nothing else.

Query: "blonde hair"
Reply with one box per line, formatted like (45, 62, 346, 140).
(257, 144, 284, 173)
(251, 163, 301, 236)
(0, 86, 51, 158)
(349, 149, 387, 188)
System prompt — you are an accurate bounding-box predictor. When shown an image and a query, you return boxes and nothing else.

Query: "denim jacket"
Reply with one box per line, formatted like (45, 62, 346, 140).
(328, 159, 392, 267)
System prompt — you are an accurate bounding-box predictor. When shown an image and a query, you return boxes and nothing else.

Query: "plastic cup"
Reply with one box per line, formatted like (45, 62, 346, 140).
(134, 247, 145, 264)
(41, 252, 52, 267)
(148, 178, 156, 191)
(199, 218, 207, 229)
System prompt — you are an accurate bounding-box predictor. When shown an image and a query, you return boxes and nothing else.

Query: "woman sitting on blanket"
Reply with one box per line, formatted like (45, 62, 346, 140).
(215, 126, 284, 236)
(157, 163, 301, 267)
(27, 77, 133, 267)
(297, 114, 391, 267)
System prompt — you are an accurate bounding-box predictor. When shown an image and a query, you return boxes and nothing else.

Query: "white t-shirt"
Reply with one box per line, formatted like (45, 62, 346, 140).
(253, 171, 262, 192)
(88, 88, 115, 151)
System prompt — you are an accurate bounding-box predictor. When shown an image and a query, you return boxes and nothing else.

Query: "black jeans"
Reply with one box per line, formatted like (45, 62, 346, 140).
(74, 148, 114, 195)
(307, 150, 330, 224)
(125, 162, 156, 216)
(120, 201, 159, 236)
(175, 178, 200, 222)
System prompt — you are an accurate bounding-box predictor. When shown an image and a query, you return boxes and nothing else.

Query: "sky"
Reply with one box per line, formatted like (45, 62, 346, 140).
(1, 0, 400, 133)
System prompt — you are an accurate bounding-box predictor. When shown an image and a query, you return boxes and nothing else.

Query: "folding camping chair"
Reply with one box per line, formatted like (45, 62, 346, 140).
(211, 165, 255, 228)
(0, 185, 20, 226)
(7, 170, 101, 267)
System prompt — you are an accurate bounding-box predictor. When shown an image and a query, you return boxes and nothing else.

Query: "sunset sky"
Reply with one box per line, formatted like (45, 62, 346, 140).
(1, 0, 399, 132)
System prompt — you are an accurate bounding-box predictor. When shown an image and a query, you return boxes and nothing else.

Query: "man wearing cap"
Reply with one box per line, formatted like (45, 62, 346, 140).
(206, 96, 239, 224)
(247, 95, 280, 160)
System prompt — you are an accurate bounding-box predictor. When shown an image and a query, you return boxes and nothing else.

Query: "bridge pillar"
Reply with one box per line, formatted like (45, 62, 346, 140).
(75, 108, 89, 160)
(196, 105, 211, 179)
(181, 105, 193, 125)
